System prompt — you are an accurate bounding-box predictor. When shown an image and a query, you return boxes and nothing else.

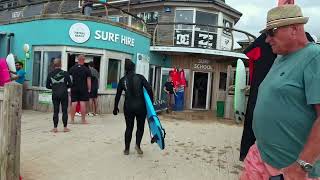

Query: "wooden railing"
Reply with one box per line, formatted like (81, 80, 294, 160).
(0, 0, 147, 33)
(0, 82, 22, 180)
(149, 22, 256, 51)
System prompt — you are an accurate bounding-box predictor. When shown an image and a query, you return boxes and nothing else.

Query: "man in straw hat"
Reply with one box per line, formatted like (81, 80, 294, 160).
(240, 4, 320, 180)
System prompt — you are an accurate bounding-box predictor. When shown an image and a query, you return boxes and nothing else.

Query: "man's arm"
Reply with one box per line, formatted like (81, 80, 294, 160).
(87, 77, 91, 93)
(284, 105, 320, 179)
(163, 86, 168, 94)
(114, 78, 124, 109)
(86, 68, 92, 92)
(65, 72, 72, 88)
(141, 75, 154, 103)
(298, 104, 320, 164)
(46, 73, 52, 89)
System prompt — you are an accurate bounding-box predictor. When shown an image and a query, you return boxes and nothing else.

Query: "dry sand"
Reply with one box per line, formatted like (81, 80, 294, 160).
(20, 110, 244, 180)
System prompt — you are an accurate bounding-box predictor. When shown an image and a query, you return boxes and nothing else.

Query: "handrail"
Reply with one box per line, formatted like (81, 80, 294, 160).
(149, 22, 256, 51)
(0, 0, 147, 33)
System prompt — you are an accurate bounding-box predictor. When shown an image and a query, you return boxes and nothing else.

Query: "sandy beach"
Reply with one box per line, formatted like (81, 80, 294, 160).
(20, 110, 244, 180)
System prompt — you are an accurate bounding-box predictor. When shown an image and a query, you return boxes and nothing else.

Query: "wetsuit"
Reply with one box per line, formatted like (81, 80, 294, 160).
(114, 71, 153, 150)
(46, 69, 72, 128)
(69, 64, 91, 102)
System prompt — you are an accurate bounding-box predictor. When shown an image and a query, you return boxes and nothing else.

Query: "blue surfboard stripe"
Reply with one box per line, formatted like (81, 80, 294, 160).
(143, 87, 165, 150)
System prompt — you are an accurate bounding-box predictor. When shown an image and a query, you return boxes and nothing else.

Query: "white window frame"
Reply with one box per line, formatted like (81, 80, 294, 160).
(174, 8, 219, 48)
(33, 46, 65, 88)
(104, 51, 132, 93)
(190, 71, 212, 110)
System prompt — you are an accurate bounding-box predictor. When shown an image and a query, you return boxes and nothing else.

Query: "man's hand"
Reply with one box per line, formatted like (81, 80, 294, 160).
(283, 163, 307, 180)
(113, 107, 119, 115)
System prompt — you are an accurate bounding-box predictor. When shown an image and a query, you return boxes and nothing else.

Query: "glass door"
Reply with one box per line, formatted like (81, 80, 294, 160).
(191, 71, 212, 110)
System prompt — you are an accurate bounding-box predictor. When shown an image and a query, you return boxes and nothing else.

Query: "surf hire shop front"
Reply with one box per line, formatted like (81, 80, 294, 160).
(0, 16, 153, 113)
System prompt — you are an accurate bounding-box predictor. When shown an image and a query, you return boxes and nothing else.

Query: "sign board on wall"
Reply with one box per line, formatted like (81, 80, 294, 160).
(194, 31, 217, 49)
(136, 53, 150, 80)
(38, 91, 52, 104)
(220, 35, 232, 51)
(69, 22, 135, 47)
(192, 59, 214, 72)
(69, 23, 91, 44)
(174, 30, 192, 47)
(223, 19, 233, 36)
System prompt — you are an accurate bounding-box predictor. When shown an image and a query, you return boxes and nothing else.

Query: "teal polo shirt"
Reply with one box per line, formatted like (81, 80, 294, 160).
(253, 43, 320, 177)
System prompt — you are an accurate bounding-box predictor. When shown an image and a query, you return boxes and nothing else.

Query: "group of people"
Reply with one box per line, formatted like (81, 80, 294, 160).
(46, 55, 99, 133)
(42, 3, 320, 179)
(46, 55, 153, 155)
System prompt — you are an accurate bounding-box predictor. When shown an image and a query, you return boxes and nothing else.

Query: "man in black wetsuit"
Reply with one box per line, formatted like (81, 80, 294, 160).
(113, 59, 153, 155)
(46, 58, 72, 133)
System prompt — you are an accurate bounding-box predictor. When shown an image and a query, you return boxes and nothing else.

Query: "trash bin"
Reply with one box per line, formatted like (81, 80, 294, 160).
(216, 101, 225, 118)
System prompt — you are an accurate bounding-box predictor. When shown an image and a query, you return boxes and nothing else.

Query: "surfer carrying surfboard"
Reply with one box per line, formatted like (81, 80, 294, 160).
(113, 59, 154, 155)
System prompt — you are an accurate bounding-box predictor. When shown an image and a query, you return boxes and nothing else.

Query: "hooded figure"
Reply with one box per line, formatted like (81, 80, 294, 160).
(113, 59, 153, 155)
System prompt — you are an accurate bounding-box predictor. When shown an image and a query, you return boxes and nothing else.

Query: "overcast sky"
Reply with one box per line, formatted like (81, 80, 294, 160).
(226, 0, 320, 40)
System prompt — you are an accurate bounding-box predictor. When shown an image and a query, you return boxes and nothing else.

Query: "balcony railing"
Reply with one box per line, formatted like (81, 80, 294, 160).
(149, 22, 256, 52)
(0, 0, 147, 33)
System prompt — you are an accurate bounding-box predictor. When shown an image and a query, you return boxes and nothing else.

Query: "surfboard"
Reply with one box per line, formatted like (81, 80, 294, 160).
(0, 58, 11, 86)
(143, 87, 166, 150)
(6, 53, 16, 73)
(234, 59, 246, 123)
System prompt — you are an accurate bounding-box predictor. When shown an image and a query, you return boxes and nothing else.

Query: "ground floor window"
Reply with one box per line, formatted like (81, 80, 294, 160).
(106, 58, 121, 89)
(32, 46, 131, 92)
(32, 51, 61, 87)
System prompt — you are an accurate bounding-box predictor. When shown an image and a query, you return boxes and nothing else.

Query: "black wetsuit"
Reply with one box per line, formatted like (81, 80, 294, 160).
(46, 69, 72, 128)
(114, 71, 153, 150)
(69, 64, 91, 102)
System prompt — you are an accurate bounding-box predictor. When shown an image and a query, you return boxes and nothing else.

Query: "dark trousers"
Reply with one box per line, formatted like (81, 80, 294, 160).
(124, 110, 146, 150)
(52, 95, 68, 128)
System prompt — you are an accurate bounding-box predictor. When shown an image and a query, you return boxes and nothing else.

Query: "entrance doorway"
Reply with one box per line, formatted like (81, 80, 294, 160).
(191, 71, 212, 109)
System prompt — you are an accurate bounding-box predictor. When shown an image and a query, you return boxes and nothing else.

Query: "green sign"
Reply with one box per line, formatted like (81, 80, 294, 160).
(38, 91, 52, 104)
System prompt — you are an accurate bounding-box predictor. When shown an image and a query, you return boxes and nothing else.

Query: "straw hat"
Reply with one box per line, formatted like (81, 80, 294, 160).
(260, 4, 309, 33)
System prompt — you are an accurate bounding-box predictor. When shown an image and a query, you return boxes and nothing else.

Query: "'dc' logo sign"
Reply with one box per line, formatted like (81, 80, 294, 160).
(69, 23, 90, 44)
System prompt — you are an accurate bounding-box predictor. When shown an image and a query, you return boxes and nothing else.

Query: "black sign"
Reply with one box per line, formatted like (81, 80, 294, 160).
(174, 30, 192, 47)
(223, 19, 233, 36)
(194, 31, 217, 49)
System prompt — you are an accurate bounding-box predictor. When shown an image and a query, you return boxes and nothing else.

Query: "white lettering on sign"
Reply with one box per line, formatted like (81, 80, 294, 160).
(193, 64, 213, 71)
(12, 11, 23, 19)
(69, 23, 90, 44)
(198, 59, 209, 64)
(95, 30, 135, 47)
(198, 33, 214, 47)
(176, 34, 190, 45)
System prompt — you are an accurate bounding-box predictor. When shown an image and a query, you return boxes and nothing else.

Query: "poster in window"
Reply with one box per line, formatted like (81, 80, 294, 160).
(223, 19, 233, 36)
(174, 30, 192, 47)
(136, 53, 150, 80)
(220, 35, 232, 51)
(138, 12, 159, 23)
(194, 31, 217, 49)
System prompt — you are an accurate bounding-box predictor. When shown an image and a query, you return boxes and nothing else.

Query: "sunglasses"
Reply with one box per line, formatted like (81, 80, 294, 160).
(265, 27, 279, 37)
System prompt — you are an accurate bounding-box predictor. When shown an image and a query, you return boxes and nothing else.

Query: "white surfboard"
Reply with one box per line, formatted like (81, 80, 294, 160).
(234, 59, 246, 123)
(6, 53, 16, 73)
